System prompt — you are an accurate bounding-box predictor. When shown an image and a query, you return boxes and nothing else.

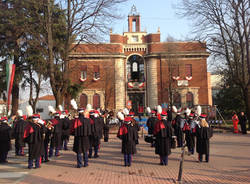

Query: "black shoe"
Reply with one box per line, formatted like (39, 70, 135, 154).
(44, 159, 50, 163)
(76, 165, 82, 168)
(88, 155, 92, 158)
(94, 154, 99, 158)
(84, 164, 88, 167)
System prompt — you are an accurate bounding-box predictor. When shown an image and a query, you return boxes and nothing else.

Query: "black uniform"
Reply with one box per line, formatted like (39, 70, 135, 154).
(0, 122, 12, 163)
(24, 120, 45, 168)
(13, 118, 27, 156)
(49, 117, 63, 157)
(117, 120, 137, 167)
(61, 117, 71, 150)
(154, 119, 172, 165)
(89, 116, 104, 158)
(183, 119, 195, 154)
(196, 125, 213, 162)
(173, 115, 184, 147)
(72, 114, 91, 168)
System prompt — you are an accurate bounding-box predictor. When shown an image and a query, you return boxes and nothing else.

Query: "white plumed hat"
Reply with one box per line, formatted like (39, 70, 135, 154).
(86, 104, 92, 111)
(157, 105, 162, 114)
(48, 105, 56, 114)
(17, 109, 23, 117)
(26, 105, 33, 117)
(58, 105, 63, 111)
(123, 108, 129, 116)
(197, 105, 202, 116)
(117, 111, 124, 121)
(172, 106, 177, 113)
(70, 99, 78, 110)
(185, 108, 191, 116)
(146, 107, 151, 114)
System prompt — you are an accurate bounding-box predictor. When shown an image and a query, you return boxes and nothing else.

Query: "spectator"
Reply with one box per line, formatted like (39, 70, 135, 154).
(238, 112, 247, 134)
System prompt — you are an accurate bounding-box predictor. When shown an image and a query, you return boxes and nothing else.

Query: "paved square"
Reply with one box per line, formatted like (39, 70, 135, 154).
(1, 132, 250, 184)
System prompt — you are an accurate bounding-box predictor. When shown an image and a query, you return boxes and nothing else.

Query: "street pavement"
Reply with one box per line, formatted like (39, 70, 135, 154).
(1, 131, 250, 184)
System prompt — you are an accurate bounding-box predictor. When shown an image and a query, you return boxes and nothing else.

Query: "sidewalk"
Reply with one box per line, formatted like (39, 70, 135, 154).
(1, 132, 250, 184)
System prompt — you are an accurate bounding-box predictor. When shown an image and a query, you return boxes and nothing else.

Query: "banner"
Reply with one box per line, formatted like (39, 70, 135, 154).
(6, 61, 16, 110)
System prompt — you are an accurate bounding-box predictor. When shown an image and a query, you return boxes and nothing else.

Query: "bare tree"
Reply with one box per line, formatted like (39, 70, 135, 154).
(177, 0, 250, 127)
(46, 0, 128, 107)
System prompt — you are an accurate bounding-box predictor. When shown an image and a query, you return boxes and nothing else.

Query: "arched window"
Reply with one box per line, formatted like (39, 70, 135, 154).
(127, 55, 144, 82)
(186, 92, 194, 108)
(93, 93, 100, 109)
(80, 94, 88, 108)
(173, 92, 181, 108)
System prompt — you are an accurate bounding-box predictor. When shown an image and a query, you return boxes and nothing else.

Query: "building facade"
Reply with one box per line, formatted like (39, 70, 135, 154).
(69, 6, 211, 112)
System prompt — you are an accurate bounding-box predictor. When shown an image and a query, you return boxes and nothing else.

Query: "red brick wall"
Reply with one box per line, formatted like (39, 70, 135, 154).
(156, 57, 209, 106)
(69, 59, 116, 110)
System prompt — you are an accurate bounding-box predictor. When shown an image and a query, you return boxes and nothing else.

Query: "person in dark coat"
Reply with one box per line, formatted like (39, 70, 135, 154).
(146, 109, 157, 147)
(196, 118, 213, 162)
(13, 112, 27, 156)
(117, 113, 137, 167)
(130, 111, 140, 145)
(172, 113, 184, 147)
(88, 110, 104, 158)
(153, 110, 172, 166)
(42, 120, 53, 163)
(49, 112, 63, 157)
(103, 111, 113, 142)
(0, 117, 12, 163)
(24, 114, 45, 169)
(183, 114, 195, 155)
(239, 112, 247, 134)
(61, 111, 71, 150)
(72, 108, 91, 168)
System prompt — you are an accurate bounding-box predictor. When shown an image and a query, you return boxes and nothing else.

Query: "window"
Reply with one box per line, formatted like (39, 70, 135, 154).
(173, 92, 181, 108)
(93, 94, 100, 109)
(132, 36, 138, 42)
(81, 65, 87, 80)
(80, 94, 88, 108)
(185, 64, 192, 77)
(36, 108, 43, 113)
(93, 65, 100, 79)
(186, 92, 194, 108)
(172, 65, 180, 76)
(132, 62, 138, 72)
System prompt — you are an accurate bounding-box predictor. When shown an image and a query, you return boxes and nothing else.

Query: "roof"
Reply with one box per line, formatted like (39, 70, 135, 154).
(38, 95, 55, 101)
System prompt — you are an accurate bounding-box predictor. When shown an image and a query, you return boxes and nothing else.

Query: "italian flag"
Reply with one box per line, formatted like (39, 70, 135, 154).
(6, 62, 16, 109)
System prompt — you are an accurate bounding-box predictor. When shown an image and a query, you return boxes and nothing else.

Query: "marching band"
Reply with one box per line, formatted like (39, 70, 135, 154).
(0, 101, 213, 169)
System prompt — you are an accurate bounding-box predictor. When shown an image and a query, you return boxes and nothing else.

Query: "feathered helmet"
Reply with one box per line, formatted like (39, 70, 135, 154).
(185, 108, 191, 116)
(123, 108, 129, 116)
(70, 99, 78, 110)
(117, 111, 124, 121)
(26, 105, 33, 118)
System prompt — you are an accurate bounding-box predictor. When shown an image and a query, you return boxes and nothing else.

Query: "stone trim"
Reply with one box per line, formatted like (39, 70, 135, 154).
(77, 89, 105, 109)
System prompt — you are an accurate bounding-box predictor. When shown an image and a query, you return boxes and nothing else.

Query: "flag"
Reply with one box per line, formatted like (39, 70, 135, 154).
(6, 61, 16, 110)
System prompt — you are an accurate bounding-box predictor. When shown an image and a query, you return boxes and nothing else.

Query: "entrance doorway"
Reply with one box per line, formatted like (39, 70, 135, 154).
(128, 93, 145, 115)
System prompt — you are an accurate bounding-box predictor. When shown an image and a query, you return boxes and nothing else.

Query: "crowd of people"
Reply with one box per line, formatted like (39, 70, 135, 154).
(2, 101, 245, 169)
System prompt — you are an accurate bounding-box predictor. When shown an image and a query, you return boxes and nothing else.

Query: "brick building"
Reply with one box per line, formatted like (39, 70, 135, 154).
(69, 6, 211, 112)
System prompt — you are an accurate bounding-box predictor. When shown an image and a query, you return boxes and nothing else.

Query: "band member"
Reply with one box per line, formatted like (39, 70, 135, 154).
(153, 106, 173, 166)
(13, 110, 27, 156)
(23, 107, 45, 169)
(42, 119, 53, 163)
(146, 107, 157, 147)
(103, 111, 113, 142)
(183, 108, 195, 155)
(117, 112, 137, 167)
(48, 109, 63, 157)
(88, 110, 104, 158)
(196, 116, 213, 162)
(72, 108, 91, 168)
(129, 111, 140, 145)
(0, 117, 12, 163)
(239, 111, 247, 134)
(61, 110, 71, 150)
(172, 106, 184, 147)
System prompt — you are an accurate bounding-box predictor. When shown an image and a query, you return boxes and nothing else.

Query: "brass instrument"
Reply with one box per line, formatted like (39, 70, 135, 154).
(45, 120, 54, 131)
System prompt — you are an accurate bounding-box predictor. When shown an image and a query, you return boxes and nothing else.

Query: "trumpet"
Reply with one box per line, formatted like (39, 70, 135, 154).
(45, 120, 54, 131)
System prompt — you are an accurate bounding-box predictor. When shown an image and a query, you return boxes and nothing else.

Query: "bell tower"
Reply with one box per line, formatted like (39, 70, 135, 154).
(128, 5, 140, 32)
